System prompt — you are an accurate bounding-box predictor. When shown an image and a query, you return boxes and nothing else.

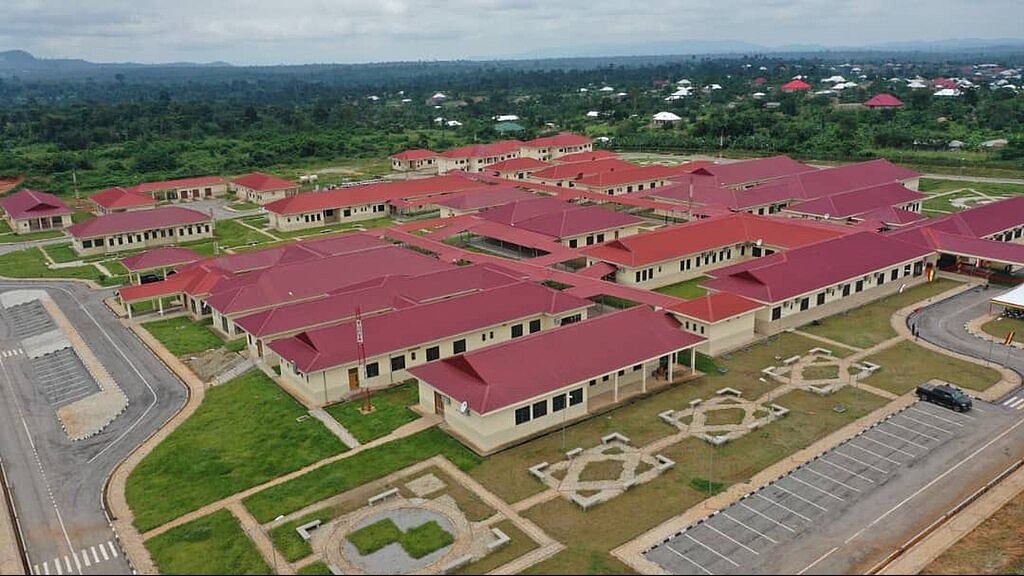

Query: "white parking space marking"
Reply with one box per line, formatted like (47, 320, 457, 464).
(666, 543, 714, 575)
(908, 406, 965, 426)
(818, 457, 876, 483)
(721, 511, 779, 544)
(686, 534, 739, 567)
(738, 501, 797, 533)
(754, 492, 813, 522)
(704, 522, 760, 555)
(844, 441, 904, 465)
(772, 481, 831, 510)
(832, 450, 890, 474)
(788, 474, 846, 500)
(869, 429, 925, 453)
(900, 413, 955, 434)
(886, 421, 941, 442)
(803, 465, 863, 492)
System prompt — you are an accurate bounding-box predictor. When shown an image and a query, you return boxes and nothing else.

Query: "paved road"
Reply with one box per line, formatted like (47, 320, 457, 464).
(921, 173, 1024, 186)
(911, 285, 1024, 388)
(645, 400, 1024, 575)
(0, 281, 187, 575)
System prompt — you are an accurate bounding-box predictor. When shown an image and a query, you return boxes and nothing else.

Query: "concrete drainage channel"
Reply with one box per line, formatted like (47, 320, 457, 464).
(0, 290, 128, 441)
(642, 402, 976, 576)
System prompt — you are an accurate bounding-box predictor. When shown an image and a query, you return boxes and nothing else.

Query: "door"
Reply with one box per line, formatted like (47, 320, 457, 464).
(348, 368, 359, 391)
(434, 391, 445, 415)
(256, 339, 264, 358)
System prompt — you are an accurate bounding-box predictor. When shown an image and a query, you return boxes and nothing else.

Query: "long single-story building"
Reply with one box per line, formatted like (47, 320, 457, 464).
(436, 141, 523, 174)
(130, 176, 229, 202)
(479, 197, 647, 247)
(231, 172, 301, 205)
(703, 231, 937, 333)
(269, 281, 593, 404)
(65, 206, 213, 256)
(0, 189, 73, 234)
(408, 306, 704, 454)
(518, 133, 594, 161)
(90, 187, 158, 215)
(121, 246, 202, 284)
(390, 149, 439, 172)
(666, 293, 764, 355)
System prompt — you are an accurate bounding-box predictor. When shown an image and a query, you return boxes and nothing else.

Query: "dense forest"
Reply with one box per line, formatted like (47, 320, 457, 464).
(1, 53, 1022, 195)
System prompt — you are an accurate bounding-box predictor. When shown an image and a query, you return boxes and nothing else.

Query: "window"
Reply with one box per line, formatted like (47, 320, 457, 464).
(511, 324, 524, 338)
(771, 307, 782, 321)
(596, 233, 605, 242)
(569, 238, 578, 248)
(602, 374, 610, 382)
(529, 319, 541, 333)
(618, 369, 625, 376)
(82, 239, 93, 248)
(552, 394, 567, 412)
(390, 355, 405, 372)
(365, 362, 380, 378)
(453, 339, 466, 354)
(515, 406, 531, 425)
(635, 271, 642, 282)
(633, 364, 642, 371)
(569, 388, 583, 406)
(533, 400, 547, 418)
(426, 346, 440, 361)
(891, 269, 899, 281)
(95, 237, 104, 246)
(560, 314, 582, 326)
(817, 292, 826, 306)
(589, 379, 596, 386)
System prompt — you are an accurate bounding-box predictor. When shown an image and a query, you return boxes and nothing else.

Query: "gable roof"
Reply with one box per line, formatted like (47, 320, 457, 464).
(555, 150, 619, 164)
(440, 140, 522, 159)
(480, 198, 644, 239)
(864, 93, 904, 108)
(784, 182, 926, 219)
(891, 226, 1024, 266)
(1, 189, 72, 220)
(433, 187, 538, 211)
(484, 157, 551, 172)
(904, 196, 1024, 239)
(66, 207, 210, 238)
(390, 149, 438, 161)
(528, 158, 637, 181)
(407, 307, 704, 415)
(574, 164, 686, 189)
(265, 175, 487, 215)
(667, 292, 765, 323)
(523, 132, 592, 148)
(231, 172, 298, 192)
(90, 187, 158, 210)
(702, 231, 933, 303)
(781, 79, 812, 91)
(269, 281, 593, 373)
(120, 246, 202, 272)
(690, 156, 816, 187)
(129, 176, 227, 193)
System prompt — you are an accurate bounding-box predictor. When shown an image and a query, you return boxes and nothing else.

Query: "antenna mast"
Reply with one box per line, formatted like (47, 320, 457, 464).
(356, 306, 373, 413)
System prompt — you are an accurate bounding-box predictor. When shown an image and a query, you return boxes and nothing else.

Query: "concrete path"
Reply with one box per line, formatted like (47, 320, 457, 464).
(0, 459, 25, 575)
(233, 217, 282, 241)
(309, 408, 361, 449)
(0, 236, 67, 257)
(227, 502, 296, 575)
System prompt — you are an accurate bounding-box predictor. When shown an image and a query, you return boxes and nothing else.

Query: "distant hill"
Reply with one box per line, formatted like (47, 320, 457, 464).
(0, 49, 232, 74)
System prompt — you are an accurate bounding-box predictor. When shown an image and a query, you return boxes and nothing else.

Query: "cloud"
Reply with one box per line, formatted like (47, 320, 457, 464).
(2, 0, 1022, 64)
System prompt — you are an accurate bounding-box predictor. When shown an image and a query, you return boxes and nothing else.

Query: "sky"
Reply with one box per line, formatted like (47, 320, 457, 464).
(3, 0, 1023, 65)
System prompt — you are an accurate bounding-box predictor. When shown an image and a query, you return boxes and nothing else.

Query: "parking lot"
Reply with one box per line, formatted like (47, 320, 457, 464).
(29, 347, 99, 407)
(644, 401, 980, 575)
(1, 300, 56, 338)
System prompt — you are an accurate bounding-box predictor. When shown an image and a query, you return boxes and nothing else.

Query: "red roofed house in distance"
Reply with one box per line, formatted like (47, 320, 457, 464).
(230, 172, 301, 205)
(0, 189, 73, 235)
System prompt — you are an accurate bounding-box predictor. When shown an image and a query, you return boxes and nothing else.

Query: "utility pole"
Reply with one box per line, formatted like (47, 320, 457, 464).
(356, 306, 372, 413)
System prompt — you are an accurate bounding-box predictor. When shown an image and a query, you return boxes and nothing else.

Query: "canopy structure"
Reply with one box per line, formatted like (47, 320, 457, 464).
(991, 284, 1024, 311)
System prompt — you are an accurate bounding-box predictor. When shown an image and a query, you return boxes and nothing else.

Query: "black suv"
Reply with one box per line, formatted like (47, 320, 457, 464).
(916, 382, 972, 412)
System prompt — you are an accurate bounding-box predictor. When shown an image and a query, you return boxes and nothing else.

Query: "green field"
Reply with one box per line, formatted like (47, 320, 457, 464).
(861, 340, 1002, 394)
(0, 229, 65, 243)
(0, 247, 101, 281)
(324, 381, 419, 443)
(215, 219, 277, 248)
(653, 276, 710, 299)
(126, 371, 346, 532)
(145, 509, 270, 575)
(42, 242, 80, 263)
(140, 316, 225, 356)
(982, 316, 1024, 343)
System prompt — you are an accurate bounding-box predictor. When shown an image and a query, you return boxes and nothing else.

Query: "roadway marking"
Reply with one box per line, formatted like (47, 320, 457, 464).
(796, 546, 838, 575)
(832, 450, 889, 474)
(908, 406, 965, 426)
(703, 522, 759, 555)
(754, 493, 813, 522)
(665, 543, 713, 575)
(108, 541, 119, 558)
(99, 544, 109, 561)
(817, 457, 876, 483)
(771, 482, 830, 511)
(900, 413, 955, 435)
(721, 511, 779, 544)
(843, 442, 903, 466)
(685, 534, 739, 567)
(90, 547, 98, 563)
(886, 421, 941, 442)
(80, 549, 90, 567)
(738, 501, 797, 533)
(1, 348, 22, 357)
(802, 466, 862, 493)
(789, 473, 847, 500)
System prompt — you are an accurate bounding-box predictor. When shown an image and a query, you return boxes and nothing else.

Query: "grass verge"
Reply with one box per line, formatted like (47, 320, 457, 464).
(653, 276, 710, 299)
(324, 382, 419, 443)
(140, 316, 225, 356)
(145, 509, 270, 575)
(861, 340, 1002, 394)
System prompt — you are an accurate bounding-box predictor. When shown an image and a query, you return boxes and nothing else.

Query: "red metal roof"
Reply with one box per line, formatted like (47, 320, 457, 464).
(120, 246, 202, 272)
(129, 176, 227, 193)
(555, 150, 619, 164)
(575, 261, 617, 279)
(854, 206, 928, 228)
(269, 281, 593, 373)
(265, 175, 486, 215)
(667, 292, 764, 323)
(742, 159, 919, 202)
(781, 79, 812, 91)
(234, 263, 524, 338)
(891, 227, 1024, 266)
(702, 232, 933, 303)
(529, 158, 636, 181)
(784, 182, 925, 218)
(440, 140, 523, 159)
(480, 198, 643, 239)
(0, 189, 72, 220)
(433, 187, 539, 211)
(390, 149, 438, 160)
(904, 196, 1024, 239)
(522, 132, 592, 148)
(90, 187, 158, 210)
(483, 157, 551, 172)
(690, 156, 816, 187)
(231, 172, 298, 191)
(582, 213, 849, 268)
(864, 93, 904, 108)
(574, 164, 686, 188)
(407, 307, 704, 415)
(67, 206, 210, 238)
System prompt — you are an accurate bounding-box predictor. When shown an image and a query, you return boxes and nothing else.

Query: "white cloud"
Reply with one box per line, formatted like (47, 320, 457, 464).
(1, 0, 1021, 64)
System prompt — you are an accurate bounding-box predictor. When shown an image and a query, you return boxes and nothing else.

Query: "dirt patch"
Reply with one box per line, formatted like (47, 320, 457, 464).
(182, 348, 245, 382)
(0, 177, 23, 196)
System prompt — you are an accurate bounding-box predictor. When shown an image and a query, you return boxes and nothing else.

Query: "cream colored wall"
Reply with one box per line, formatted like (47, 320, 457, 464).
(234, 185, 299, 205)
(72, 221, 213, 256)
(11, 214, 72, 234)
(752, 256, 937, 334)
(561, 224, 641, 248)
(675, 311, 758, 356)
(268, 202, 387, 232)
(155, 183, 228, 201)
(579, 178, 670, 196)
(280, 308, 590, 404)
(597, 242, 756, 289)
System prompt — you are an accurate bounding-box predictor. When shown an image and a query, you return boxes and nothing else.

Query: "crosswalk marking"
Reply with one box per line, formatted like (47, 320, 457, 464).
(91, 546, 99, 564)
(100, 543, 109, 561)
(33, 540, 122, 574)
(0, 348, 23, 358)
(62, 556, 70, 574)
(109, 541, 119, 558)
(81, 548, 90, 567)
(1001, 396, 1024, 410)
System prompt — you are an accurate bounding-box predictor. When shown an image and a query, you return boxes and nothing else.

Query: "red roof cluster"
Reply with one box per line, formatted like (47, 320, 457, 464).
(667, 292, 765, 323)
(529, 158, 636, 181)
(522, 132, 592, 148)
(434, 186, 539, 212)
(67, 206, 210, 238)
(90, 187, 158, 210)
(120, 246, 202, 272)
(690, 155, 816, 187)
(407, 307, 703, 415)
(231, 172, 298, 191)
(1, 189, 71, 220)
(440, 140, 523, 159)
(785, 182, 925, 219)
(265, 174, 488, 215)
(555, 150, 619, 164)
(484, 157, 551, 172)
(480, 197, 644, 239)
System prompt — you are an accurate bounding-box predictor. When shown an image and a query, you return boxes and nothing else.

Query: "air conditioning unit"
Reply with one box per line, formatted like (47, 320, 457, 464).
(458, 401, 470, 415)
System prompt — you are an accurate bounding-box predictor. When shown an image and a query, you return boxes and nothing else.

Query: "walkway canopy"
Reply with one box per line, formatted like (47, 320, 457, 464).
(992, 284, 1024, 311)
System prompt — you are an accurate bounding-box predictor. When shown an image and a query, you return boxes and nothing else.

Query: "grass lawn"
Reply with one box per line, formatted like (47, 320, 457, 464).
(0, 219, 10, 233)
(0, 229, 64, 243)
(274, 217, 394, 239)
(296, 562, 332, 575)
(103, 260, 129, 275)
(0, 247, 101, 281)
(925, 489, 1024, 574)
(347, 518, 402, 555)
(145, 509, 270, 575)
(324, 381, 419, 443)
(243, 427, 481, 523)
(653, 276, 710, 299)
(451, 520, 537, 575)
(578, 460, 626, 482)
(802, 365, 840, 380)
(224, 337, 248, 353)
(400, 521, 453, 558)
(140, 316, 225, 356)
(229, 201, 262, 211)
(216, 219, 276, 248)
(801, 279, 961, 349)
(469, 332, 846, 505)
(860, 340, 1002, 395)
(43, 242, 80, 263)
(703, 407, 746, 426)
(520, 385, 889, 575)
(918, 178, 1024, 196)
(126, 371, 346, 532)
(982, 316, 1024, 343)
